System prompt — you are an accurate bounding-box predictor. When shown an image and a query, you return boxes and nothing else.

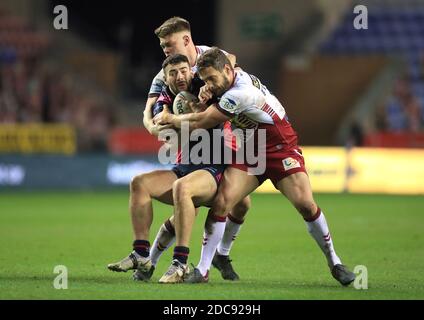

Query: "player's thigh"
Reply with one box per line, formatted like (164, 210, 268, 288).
(173, 169, 218, 207)
(275, 172, 315, 208)
(216, 167, 259, 210)
(132, 170, 177, 205)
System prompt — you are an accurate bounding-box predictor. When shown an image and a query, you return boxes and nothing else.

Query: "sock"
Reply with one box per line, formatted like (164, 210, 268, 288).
(197, 211, 227, 276)
(133, 240, 150, 258)
(217, 213, 244, 256)
(304, 207, 342, 268)
(150, 219, 176, 266)
(173, 246, 189, 265)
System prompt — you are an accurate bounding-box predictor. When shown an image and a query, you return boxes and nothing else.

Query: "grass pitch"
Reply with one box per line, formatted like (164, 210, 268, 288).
(0, 191, 423, 300)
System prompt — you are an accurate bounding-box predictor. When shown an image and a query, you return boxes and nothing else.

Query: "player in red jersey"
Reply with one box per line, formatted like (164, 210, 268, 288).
(156, 48, 356, 286)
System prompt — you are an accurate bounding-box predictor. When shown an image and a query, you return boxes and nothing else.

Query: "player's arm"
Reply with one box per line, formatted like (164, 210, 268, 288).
(143, 96, 159, 134)
(144, 71, 170, 136)
(144, 97, 172, 137)
(188, 101, 208, 113)
(156, 104, 230, 130)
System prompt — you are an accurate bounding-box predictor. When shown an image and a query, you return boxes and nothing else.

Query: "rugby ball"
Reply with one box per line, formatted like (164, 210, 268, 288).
(173, 91, 198, 115)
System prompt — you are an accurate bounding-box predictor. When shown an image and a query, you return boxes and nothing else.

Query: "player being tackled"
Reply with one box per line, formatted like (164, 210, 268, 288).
(108, 53, 249, 284)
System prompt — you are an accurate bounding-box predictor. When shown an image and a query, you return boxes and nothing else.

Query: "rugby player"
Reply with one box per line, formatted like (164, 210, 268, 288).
(143, 16, 244, 280)
(155, 48, 356, 286)
(108, 54, 248, 282)
(143, 16, 235, 136)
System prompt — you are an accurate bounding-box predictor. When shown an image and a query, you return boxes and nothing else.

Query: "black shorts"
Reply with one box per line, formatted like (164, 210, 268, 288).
(172, 163, 227, 186)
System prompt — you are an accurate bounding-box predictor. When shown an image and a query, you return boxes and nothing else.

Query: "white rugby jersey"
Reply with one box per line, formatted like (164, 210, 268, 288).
(216, 71, 287, 129)
(148, 45, 219, 97)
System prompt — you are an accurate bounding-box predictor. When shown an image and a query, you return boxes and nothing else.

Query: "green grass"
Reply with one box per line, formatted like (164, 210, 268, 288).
(0, 191, 423, 300)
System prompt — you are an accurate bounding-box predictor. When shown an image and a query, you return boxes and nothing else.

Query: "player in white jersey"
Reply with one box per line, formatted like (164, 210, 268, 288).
(155, 47, 356, 286)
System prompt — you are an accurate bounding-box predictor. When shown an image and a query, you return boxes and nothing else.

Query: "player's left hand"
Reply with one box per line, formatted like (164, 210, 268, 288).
(147, 118, 173, 136)
(198, 85, 213, 104)
(156, 123, 174, 132)
(154, 105, 173, 126)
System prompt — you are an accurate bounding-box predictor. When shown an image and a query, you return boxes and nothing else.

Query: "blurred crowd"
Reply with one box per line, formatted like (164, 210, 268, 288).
(320, 0, 424, 147)
(0, 9, 117, 152)
(375, 72, 424, 133)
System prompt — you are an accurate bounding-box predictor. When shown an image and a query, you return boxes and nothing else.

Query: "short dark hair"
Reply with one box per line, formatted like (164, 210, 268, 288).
(155, 17, 191, 38)
(162, 54, 190, 71)
(197, 47, 232, 73)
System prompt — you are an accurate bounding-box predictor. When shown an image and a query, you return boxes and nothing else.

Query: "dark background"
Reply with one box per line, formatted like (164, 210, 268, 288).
(48, 0, 216, 66)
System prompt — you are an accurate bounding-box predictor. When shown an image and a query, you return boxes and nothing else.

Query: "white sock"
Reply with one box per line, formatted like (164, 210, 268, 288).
(217, 214, 243, 256)
(150, 221, 175, 266)
(305, 208, 342, 268)
(197, 213, 227, 276)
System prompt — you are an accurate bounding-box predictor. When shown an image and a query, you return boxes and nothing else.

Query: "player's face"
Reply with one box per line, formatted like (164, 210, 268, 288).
(159, 33, 189, 57)
(199, 65, 232, 97)
(164, 62, 192, 94)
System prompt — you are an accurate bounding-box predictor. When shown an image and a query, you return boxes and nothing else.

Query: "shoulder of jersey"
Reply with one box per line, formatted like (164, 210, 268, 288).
(196, 45, 212, 55)
(151, 69, 166, 85)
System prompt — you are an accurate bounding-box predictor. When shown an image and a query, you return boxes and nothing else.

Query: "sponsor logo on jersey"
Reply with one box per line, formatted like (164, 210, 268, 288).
(282, 157, 300, 171)
(249, 74, 261, 90)
(221, 97, 237, 112)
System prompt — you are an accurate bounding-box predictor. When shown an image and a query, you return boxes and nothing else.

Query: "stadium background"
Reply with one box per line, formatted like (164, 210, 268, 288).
(0, 0, 423, 299)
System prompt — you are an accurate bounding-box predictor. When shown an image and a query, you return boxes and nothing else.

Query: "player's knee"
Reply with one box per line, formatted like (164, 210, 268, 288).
(172, 179, 191, 200)
(294, 200, 317, 218)
(211, 192, 231, 217)
(130, 174, 148, 194)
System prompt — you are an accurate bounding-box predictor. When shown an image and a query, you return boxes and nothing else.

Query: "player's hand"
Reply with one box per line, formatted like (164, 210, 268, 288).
(147, 118, 173, 136)
(154, 105, 173, 126)
(152, 105, 169, 124)
(198, 85, 213, 104)
(156, 123, 174, 132)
